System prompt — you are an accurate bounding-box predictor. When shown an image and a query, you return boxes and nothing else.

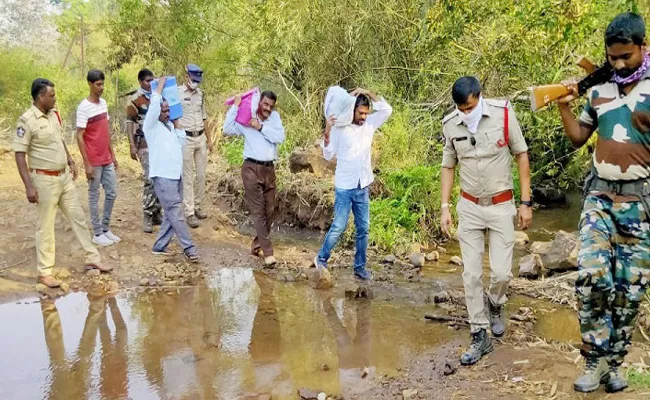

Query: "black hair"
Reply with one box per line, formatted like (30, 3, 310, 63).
(260, 90, 277, 102)
(355, 94, 371, 109)
(87, 69, 105, 83)
(31, 78, 54, 100)
(138, 68, 154, 81)
(451, 76, 482, 105)
(605, 12, 646, 47)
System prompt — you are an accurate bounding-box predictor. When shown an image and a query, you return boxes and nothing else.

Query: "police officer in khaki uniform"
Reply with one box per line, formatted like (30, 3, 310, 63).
(14, 78, 112, 288)
(178, 63, 212, 228)
(440, 76, 532, 365)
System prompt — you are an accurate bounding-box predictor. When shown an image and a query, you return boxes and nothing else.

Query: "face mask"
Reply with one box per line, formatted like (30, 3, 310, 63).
(188, 81, 199, 90)
(457, 96, 483, 134)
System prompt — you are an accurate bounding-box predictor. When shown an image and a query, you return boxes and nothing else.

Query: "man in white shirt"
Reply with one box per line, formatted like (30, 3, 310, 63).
(314, 88, 392, 280)
(143, 76, 199, 263)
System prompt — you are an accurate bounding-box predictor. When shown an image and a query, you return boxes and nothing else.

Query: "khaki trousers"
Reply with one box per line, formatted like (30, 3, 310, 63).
(182, 134, 208, 217)
(32, 171, 101, 277)
(456, 197, 516, 332)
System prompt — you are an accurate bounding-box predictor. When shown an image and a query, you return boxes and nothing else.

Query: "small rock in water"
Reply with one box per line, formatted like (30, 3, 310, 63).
(345, 283, 374, 299)
(450, 256, 463, 266)
(298, 388, 319, 400)
(309, 268, 334, 290)
(317, 393, 326, 400)
(383, 254, 396, 264)
(402, 389, 418, 399)
(409, 252, 425, 267)
(322, 363, 330, 371)
(425, 251, 439, 262)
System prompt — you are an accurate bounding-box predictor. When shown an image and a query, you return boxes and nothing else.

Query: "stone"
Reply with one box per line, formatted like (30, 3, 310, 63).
(433, 291, 451, 304)
(437, 246, 447, 254)
(140, 278, 150, 286)
(443, 361, 457, 376)
(515, 231, 530, 248)
(289, 147, 334, 176)
(410, 243, 422, 253)
(164, 265, 180, 279)
(299, 388, 319, 400)
(533, 181, 567, 206)
(409, 252, 425, 267)
(383, 254, 397, 264)
(86, 269, 101, 277)
(402, 389, 418, 399)
(518, 254, 544, 279)
(35, 283, 48, 293)
(345, 283, 373, 299)
(450, 256, 463, 266)
(530, 241, 552, 255)
(362, 367, 370, 378)
(59, 282, 70, 293)
(55, 268, 72, 279)
(560, 240, 580, 270)
(317, 393, 326, 400)
(542, 230, 578, 271)
(425, 251, 440, 262)
(309, 268, 334, 290)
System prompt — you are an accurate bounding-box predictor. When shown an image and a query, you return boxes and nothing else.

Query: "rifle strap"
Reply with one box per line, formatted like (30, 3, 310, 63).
(497, 101, 509, 148)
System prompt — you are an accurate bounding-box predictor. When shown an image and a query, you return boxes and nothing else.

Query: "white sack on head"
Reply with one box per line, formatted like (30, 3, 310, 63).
(324, 86, 356, 127)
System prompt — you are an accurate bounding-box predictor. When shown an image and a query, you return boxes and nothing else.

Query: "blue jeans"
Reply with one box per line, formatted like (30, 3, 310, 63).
(88, 163, 117, 236)
(317, 185, 370, 271)
(152, 177, 197, 255)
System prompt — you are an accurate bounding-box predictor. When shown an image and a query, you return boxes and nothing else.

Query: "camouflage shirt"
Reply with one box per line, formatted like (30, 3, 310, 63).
(126, 88, 151, 136)
(579, 70, 650, 181)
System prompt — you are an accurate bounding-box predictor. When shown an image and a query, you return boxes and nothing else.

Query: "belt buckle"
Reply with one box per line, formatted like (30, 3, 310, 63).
(479, 197, 491, 207)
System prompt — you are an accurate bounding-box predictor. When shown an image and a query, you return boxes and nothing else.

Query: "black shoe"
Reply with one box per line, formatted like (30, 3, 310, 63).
(153, 213, 163, 226)
(143, 215, 153, 233)
(186, 215, 200, 229)
(460, 329, 493, 366)
(604, 363, 628, 393)
(488, 300, 505, 337)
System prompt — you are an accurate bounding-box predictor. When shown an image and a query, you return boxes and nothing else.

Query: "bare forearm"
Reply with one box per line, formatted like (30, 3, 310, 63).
(126, 122, 136, 146)
(15, 153, 33, 189)
(441, 167, 455, 203)
(558, 103, 593, 148)
(515, 152, 531, 201)
(76, 132, 90, 164)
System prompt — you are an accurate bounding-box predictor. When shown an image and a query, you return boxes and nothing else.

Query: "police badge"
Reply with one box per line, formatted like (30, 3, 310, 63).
(16, 126, 25, 138)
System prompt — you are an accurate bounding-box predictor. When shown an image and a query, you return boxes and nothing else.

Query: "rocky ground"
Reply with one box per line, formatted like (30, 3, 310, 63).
(1, 149, 649, 399)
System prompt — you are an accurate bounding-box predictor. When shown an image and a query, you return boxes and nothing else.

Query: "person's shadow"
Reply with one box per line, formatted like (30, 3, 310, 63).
(40, 293, 128, 400)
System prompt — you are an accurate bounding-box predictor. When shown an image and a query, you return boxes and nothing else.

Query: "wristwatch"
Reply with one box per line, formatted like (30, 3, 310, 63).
(520, 200, 533, 207)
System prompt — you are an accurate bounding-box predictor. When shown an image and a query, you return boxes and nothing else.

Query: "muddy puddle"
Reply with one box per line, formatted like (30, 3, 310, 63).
(0, 268, 454, 400)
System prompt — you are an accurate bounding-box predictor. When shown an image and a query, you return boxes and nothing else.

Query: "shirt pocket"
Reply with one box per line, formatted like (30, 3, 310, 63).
(452, 136, 473, 158)
(33, 124, 55, 146)
(485, 124, 507, 154)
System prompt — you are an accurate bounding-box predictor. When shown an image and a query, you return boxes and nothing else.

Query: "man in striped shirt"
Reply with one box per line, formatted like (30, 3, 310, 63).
(76, 69, 120, 247)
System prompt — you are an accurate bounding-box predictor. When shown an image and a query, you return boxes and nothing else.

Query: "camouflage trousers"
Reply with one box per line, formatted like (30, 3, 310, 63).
(138, 148, 162, 218)
(576, 194, 650, 365)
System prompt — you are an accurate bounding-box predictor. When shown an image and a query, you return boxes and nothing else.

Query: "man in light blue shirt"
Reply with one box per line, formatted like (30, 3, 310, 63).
(223, 91, 285, 266)
(143, 76, 199, 262)
(314, 88, 393, 281)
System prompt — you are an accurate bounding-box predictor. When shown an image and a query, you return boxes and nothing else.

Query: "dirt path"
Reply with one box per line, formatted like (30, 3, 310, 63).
(0, 153, 648, 399)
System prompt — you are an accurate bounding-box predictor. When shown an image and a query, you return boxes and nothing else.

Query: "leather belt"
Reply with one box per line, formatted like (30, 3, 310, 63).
(461, 190, 513, 206)
(186, 130, 204, 137)
(31, 168, 65, 177)
(245, 158, 274, 167)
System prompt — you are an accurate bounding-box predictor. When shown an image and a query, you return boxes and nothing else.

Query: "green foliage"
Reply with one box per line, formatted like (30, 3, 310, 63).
(370, 166, 442, 251)
(220, 137, 244, 166)
(627, 369, 650, 388)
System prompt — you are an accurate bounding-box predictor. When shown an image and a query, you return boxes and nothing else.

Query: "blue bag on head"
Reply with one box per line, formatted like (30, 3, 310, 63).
(151, 76, 183, 120)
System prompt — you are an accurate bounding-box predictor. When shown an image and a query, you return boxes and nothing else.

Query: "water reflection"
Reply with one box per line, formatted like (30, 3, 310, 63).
(0, 268, 448, 400)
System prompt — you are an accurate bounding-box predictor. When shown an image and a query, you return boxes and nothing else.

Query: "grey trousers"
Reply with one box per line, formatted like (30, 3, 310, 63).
(152, 177, 197, 255)
(88, 163, 117, 236)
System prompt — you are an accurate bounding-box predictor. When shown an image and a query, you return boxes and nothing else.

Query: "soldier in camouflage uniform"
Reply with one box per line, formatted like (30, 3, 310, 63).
(126, 69, 162, 233)
(558, 12, 650, 393)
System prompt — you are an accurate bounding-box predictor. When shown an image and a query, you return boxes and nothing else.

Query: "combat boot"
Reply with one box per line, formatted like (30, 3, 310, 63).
(460, 328, 493, 366)
(488, 300, 505, 337)
(153, 213, 163, 226)
(187, 215, 200, 229)
(574, 356, 608, 393)
(143, 215, 153, 233)
(604, 363, 628, 393)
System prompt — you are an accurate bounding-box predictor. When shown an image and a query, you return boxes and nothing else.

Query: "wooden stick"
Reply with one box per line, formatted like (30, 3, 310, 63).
(424, 314, 469, 325)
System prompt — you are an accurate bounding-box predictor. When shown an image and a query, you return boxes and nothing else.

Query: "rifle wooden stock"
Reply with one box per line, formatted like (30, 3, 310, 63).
(530, 84, 572, 112)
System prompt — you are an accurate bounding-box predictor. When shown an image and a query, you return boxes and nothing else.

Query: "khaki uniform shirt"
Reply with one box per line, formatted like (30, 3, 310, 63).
(178, 85, 206, 132)
(441, 99, 528, 197)
(13, 105, 67, 171)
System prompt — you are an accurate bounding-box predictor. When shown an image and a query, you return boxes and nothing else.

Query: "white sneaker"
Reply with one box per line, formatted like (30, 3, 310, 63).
(93, 234, 114, 247)
(103, 231, 121, 243)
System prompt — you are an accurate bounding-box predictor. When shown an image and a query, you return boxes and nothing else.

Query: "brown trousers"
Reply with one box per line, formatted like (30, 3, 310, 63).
(242, 160, 277, 256)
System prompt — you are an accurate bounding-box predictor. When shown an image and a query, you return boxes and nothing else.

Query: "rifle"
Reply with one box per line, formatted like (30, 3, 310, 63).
(529, 57, 613, 111)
